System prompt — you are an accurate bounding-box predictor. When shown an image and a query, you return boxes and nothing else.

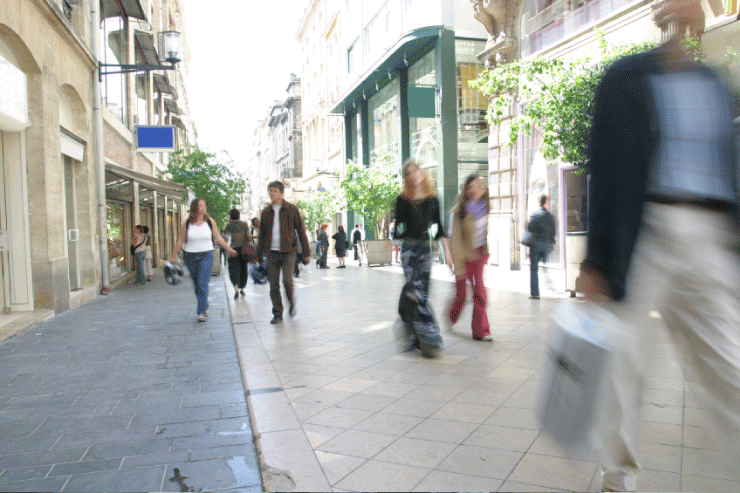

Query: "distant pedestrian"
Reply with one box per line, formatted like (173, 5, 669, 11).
(582, 32, 740, 492)
(317, 223, 329, 269)
(332, 225, 347, 268)
(250, 217, 260, 245)
(257, 181, 311, 324)
(527, 194, 555, 299)
(394, 159, 452, 357)
(169, 198, 237, 322)
(351, 224, 363, 263)
(223, 208, 252, 300)
(131, 225, 147, 286)
(389, 219, 400, 263)
(142, 225, 153, 282)
(448, 174, 492, 341)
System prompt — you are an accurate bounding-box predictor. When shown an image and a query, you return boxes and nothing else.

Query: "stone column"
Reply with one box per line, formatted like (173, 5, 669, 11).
(151, 190, 158, 266)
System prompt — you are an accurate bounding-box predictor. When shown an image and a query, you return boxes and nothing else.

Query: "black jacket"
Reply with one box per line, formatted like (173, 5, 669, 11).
(528, 208, 555, 245)
(584, 41, 739, 301)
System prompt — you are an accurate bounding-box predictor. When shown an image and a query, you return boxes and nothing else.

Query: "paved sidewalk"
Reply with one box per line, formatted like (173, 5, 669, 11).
(230, 256, 739, 492)
(0, 272, 261, 492)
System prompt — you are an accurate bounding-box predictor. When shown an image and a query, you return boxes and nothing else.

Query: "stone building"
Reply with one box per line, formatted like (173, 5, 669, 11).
(0, 0, 194, 331)
(471, 0, 740, 283)
(296, 0, 345, 200)
(246, 75, 304, 212)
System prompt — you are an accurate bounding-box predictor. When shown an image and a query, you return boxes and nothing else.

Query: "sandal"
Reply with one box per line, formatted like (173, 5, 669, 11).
(198, 314, 206, 322)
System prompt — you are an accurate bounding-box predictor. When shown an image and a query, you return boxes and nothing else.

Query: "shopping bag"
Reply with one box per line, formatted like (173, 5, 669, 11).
(537, 301, 631, 455)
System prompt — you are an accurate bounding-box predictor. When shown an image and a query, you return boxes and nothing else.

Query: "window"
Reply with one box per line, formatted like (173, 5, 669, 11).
(347, 39, 357, 74)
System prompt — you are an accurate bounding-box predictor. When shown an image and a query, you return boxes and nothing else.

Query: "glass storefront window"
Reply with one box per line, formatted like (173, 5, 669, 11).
(101, 17, 127, 123)
(106, 202, 127, 280)
(368, 81, 399, 167)
(408, 49, 439, 186)
(456, 39, 489, 189)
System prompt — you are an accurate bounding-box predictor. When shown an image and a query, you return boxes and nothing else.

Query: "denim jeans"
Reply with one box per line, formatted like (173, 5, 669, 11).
(134, 251, 147, 284)
(267, 251, 296, 318)
(529, 242, 549, 297)
(183, 250, 213, 315)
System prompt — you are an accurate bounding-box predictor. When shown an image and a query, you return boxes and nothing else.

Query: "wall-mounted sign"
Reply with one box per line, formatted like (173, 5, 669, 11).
(135, 125, 175, 152)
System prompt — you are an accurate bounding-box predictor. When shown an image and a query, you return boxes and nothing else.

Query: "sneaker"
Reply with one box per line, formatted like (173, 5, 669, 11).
(529, 295, 540, 299)
(270, 316, 283, 324)
(289, 304, 296, 317)
(482, 335, 493, 341)
(234, 293, 238, 300)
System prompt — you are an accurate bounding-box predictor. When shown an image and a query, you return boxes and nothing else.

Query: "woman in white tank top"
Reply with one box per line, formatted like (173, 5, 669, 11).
(169, 198, 237, 322)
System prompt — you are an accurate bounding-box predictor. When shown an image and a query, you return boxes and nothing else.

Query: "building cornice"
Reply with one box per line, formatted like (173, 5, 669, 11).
(296, 0, 321, 41)
(30, 0, 97, 68)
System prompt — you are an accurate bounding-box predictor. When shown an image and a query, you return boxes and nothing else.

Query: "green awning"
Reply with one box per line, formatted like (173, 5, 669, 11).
(330, 26, 445, 115)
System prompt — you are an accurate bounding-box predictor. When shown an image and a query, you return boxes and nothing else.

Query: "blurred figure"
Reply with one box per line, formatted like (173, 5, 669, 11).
(131, 225, 147, 286)
(527, 194, 556, 299)
(223, 208, 251, 299)
(394, 159, 452, 357)
(257, 181, 311, 324)
(351, 224, 363, 264)
(317, 223, 330, 269)
(142, 225, 153, 282)
(250, 217, 260, 245)
(332, 225, 347, 268)
(389, 219, 400, 263)
(582, 32, 740, 492)
(448, 174, 492, 341)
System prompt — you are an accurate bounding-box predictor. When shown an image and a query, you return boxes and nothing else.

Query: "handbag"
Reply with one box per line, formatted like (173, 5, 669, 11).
(130, 238, 145, 257)
(241, 242, 258, 263)
(520, 231, 534, 247)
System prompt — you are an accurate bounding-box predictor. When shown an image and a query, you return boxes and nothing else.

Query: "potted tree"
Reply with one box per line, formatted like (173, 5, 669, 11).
(339, 158, 400, 266)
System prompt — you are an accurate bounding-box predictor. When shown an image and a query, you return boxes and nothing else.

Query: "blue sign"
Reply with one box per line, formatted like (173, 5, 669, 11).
(136, 125, 175, 152)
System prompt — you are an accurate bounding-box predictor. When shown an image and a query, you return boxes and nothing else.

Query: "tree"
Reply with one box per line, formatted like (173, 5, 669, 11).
(339, 157, 400, 239)
(160, 149, 245, 227)
(470, 34, 657, 171)
(296, 191, 338, 238)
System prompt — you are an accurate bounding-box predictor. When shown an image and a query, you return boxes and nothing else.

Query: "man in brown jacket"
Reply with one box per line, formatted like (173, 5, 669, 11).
(258, 181, 311, 324)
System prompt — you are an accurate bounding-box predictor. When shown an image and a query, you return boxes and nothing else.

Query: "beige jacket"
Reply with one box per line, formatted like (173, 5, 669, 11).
(449, 204, 489, 277)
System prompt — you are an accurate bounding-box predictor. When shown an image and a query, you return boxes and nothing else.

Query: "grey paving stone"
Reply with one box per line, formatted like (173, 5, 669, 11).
(108, 396, 183, 415)
(0, 476, 68, 492)
(0, 420, 42, 439)
(52, 426, 158, 450)
(128, 406, 222, 427)
(220, 404, 249, 419)
(188, 444, 260, 465)
(0, 465, 53, 481)
(0, 408, 31, 422)
(119, 451, 190, 469)
(49, 458, 122, 476)
(0, 436, 60, 455)
(83, 440, 172, 460)
(154, 417, 252, 440)
(31, 415, 132, 437)
(0, 448, 87, 469)
(161, 458, 260, 492)
(170, 433, 255, 451)
(181, 390, 245, 408)
(61, 465, 165, 492)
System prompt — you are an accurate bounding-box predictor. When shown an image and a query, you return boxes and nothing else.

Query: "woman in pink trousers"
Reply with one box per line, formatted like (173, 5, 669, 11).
(447, 174, 492, 341)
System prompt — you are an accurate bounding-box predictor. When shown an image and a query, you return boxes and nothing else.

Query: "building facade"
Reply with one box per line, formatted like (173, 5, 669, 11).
(0, 0, 194, 324)
(471, 0, 740, 280)
(247, 75, 304, 213)
(329, 0, 490, 236)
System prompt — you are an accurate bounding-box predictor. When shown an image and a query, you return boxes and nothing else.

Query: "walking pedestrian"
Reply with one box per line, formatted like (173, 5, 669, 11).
(169, 198, 237, 322)
(257, 181, 311, 324)
(223, 208, 251, 300)
(527, 194, 555, 299)
(250, 217, 260, 245)
(447, 174, 492, 341)
(131, 225, 147, 286)
(317, 223, 330, 269)
(394, 159, 452, 357)
(142, 225, 153, 282)
(332, 225, 347, 268)
(351, 224, 363, 264)
(582, 32, 740, 492)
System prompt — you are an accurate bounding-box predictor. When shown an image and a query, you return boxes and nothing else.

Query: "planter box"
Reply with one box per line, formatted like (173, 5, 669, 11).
(364, 239, 392, 267)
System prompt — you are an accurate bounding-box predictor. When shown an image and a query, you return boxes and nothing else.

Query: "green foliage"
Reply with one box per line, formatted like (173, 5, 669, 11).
(470, 33, 657, 169)
(339, 156, 401, 239)
(160, 149, 245, 228)
(296, 191, 339, 236)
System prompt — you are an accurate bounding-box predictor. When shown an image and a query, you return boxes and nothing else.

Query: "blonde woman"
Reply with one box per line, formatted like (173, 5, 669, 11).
(448, 174, 492, 341)
(394, 160, 452, 357)
(169, 198, 237, 322)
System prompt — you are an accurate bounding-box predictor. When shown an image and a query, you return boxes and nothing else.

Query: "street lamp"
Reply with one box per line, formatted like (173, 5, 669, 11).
(98, 30, 183, 81)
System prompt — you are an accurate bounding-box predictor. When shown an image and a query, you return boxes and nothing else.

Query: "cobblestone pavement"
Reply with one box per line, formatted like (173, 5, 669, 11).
(0, 270, 260, 492)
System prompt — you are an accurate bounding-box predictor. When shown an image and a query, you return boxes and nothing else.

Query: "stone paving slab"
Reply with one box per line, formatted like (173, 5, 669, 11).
(228, 256, 740, 492)
(0, 270, 261, 492)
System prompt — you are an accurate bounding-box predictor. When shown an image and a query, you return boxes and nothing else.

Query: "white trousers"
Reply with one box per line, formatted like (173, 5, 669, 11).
(600, 203, 740, 491)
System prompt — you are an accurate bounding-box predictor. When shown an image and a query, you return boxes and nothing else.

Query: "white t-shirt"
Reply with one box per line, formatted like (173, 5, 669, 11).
(183, 221, 214, 253)
(271, 204, 282, 251)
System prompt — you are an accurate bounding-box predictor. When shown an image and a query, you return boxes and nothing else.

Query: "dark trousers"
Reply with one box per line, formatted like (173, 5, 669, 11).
(529, 242, 549, 297)
(227, 246, 248, 289)
(183, 251, 213, 315)
(267, 251, 296, 317)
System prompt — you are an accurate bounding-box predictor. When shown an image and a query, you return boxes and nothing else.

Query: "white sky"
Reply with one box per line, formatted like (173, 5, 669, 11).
(179, 1, 305, 173)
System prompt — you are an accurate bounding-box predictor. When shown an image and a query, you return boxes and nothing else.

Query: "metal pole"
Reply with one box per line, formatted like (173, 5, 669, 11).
(91, 0, 110, 294)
